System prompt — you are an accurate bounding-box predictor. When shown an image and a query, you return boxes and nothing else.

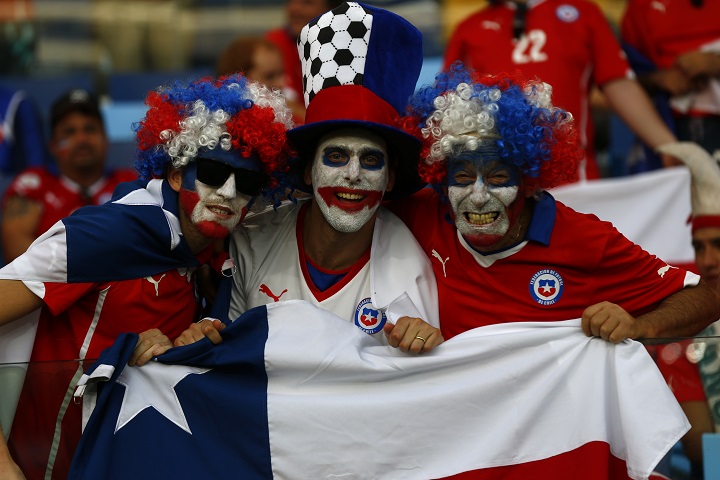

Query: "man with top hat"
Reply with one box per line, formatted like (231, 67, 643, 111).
(0, 74, 295, 480)
(385, 64, 720, 479)
(1, 89, 137, 263)
(172, 2, 442, 354)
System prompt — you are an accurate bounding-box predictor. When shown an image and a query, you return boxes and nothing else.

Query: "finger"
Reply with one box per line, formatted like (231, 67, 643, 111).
(598, 316, 621, 342)
(201, 322, 224, 345)
(132, 342, 172, 367)
(129, 335, 158, 366)
(404, 328, 433, 354)
(422, 331, 444, 352)
(385, 318, 412, 348)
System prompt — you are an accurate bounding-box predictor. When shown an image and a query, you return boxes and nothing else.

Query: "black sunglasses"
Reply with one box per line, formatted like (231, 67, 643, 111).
(195, 158, 269, 197)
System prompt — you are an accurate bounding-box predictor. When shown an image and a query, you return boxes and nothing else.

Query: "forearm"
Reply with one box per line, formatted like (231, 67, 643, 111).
(602, 78, 677, 149)
(637, 279, 720, 339)
(0, 280, 44, 326)
(0, 426, 23, 479)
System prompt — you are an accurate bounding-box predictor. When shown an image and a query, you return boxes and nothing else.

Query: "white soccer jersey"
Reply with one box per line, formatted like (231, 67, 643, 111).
(228, 201, 439, 343)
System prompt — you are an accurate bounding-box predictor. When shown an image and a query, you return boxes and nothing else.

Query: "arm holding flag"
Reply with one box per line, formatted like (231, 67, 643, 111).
(0, 280, 43, 326)
(582, 278, 720, 343)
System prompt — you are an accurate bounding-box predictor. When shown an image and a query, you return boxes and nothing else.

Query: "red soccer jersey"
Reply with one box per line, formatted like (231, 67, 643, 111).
(2, 166, 137, 237)
(8, 270, 202, 480)
(391, 188, 695, 340)
(444, 0, 633, 181)
(621, 0, 720, 70)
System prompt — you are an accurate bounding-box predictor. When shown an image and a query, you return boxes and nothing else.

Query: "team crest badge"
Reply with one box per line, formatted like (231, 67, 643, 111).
(354, 297, 386, 335)
(556, 5, 579, 23)
(529, 269, 564, 305)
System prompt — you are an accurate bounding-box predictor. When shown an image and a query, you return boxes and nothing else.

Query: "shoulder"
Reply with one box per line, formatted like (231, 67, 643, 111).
(455, 5, 498, 27)
(376, 206, 429, 252)
(551, 200, 614, 241)
(5, 167, 57, 198)
(108, 168, 139, 184)
(243, 200, 299, 231)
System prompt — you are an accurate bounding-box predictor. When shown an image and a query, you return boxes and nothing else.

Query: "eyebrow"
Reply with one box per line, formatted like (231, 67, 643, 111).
(323, 145, 385, 157)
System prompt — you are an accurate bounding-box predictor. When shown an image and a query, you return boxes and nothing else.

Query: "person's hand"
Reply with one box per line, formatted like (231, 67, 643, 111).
(129, 329, 174, 367)
(581, 302, 641, 343)
(659, 151, 685, 168)
(650, 68, 694, 96)
(383, 316, 444, 354)
(174, 318, 225, 347)
(675, 51, 720, 80)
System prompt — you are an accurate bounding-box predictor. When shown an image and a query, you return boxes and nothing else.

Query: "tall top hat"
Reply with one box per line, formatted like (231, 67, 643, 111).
(287, 1, 424, 199)
(657, 142, 720, 232)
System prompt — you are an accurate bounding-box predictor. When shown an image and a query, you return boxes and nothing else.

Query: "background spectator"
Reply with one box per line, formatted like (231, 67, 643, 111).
(216, 34, 306, 123)
(0, 89, 136, 262)
(621, 0, 720, 156)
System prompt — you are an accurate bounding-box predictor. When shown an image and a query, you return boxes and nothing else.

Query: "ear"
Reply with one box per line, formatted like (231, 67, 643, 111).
(168, 167, 183, 192)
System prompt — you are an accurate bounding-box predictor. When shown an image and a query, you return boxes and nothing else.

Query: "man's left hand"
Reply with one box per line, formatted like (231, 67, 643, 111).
(581, 302, 641, 343)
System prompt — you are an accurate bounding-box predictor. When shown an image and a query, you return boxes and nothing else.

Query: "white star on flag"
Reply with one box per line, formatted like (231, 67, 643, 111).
(115, 362, 209, 434)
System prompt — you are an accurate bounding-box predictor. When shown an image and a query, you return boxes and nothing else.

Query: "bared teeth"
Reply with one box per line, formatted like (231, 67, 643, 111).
(337, 192, 364, 200)
(208, 206, 232, 215)
(467, 212, 497, 225)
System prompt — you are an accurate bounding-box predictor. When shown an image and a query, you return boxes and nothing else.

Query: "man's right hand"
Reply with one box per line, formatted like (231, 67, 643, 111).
(174, 318, 225, 347)
(129, 329, 174, 367)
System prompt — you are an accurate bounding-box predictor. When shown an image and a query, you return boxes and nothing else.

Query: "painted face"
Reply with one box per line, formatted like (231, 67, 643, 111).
(692, 227, 720, 290)
(311, 129, 391, 233)
(179, 153, 266, 239)
(447, 146, 525, 251)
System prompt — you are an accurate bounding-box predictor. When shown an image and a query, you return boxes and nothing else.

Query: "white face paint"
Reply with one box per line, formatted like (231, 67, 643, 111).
(447, 153, 523, 250)
(180, 171, 254, 239)
(311, 128, 391, 233)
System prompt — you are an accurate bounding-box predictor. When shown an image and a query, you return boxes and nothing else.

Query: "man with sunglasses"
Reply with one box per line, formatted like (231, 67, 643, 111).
(0, 74, 296, 480)
(171, 3, 442, 354)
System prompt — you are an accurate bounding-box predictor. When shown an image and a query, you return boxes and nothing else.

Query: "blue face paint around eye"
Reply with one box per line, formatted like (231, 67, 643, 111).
(359, 149, 386, 171)
(447, 148, 520, 190)
(322, 148, 350, 168)
(321, 147, 386, 171)
(181, 163, 199, 191)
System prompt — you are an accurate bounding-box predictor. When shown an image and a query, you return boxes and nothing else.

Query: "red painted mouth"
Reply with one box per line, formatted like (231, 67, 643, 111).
(204, 203, 236, 220)
(317, 187, 383, 212)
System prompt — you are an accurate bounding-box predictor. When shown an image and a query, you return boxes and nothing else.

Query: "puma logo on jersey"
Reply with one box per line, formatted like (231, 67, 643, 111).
(259, 284, 288, 302)
(431, 249, 450, 277)
(144, 274, 167, 296)
(657, 265, 678, 278)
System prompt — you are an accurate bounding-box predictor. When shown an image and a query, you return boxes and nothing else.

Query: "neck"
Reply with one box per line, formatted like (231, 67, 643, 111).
(63, 166, 105, 189)
(302, 200, 376, 270)
(178, 207, 212, 254)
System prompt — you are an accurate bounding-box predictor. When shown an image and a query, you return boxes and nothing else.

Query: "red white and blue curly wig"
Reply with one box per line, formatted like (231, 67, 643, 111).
(133, 74, 296, 186)
(403, 63, 583, 191)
